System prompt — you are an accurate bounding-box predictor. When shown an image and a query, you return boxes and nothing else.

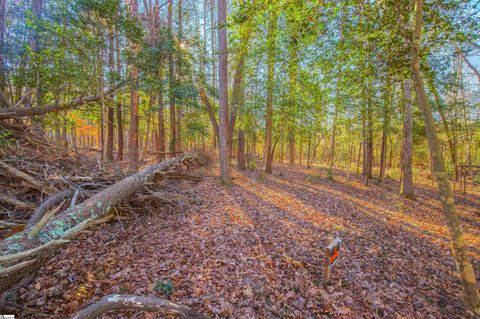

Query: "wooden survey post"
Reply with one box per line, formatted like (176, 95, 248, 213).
(323, 238, 341, 286)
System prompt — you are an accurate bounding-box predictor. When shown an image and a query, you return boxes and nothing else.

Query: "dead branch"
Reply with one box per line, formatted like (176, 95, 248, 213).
(0, 161, 54, 195)
(0, 84, 123, 119)
(27, 189, 73, 228)
(28, 200, 66, 239)
(0, 240, 69, 265)
(71, 294, 210, 319)
(0, 194, 35, 209)
(0, 259, 38, 293)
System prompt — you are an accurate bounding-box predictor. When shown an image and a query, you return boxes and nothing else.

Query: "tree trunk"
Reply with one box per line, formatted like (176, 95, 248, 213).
(157, 90, 166, 162)
(0, 0, 6, 91)
(217, 0, 232, 184)
(106, 30, 115, 162)
(175, 0, 183, 152)
(328, 100, 339, 179)
(116, 32, 124, 161)
(238, 129, 246, 171)
(264, 9, 277, 174)
(287, 37, 298, 166)
(412, 0, 479, 313)
(168, 0, 176, 153)
(210, 0, 216, 95)
(425, 65, 458, 182)
(127, 0, 140, 170)
(379, 76, 391, 184)
(400, 80, 415, 198)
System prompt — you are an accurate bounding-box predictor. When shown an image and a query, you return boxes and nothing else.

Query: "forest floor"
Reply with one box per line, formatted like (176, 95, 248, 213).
(13, 163, 480, 318)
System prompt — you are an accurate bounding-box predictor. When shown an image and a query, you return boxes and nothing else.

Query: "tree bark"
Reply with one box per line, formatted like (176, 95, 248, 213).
(71, 294, 210, 319)
(328, 94, 339, 179)
(265, 8, 278, 174)
(217, 0, 232, 184)
(116, 32, 124, 161)
(412, 0, 479, 313)
(0, 0, 6, 90)
(168, 0, 176, 152)
(198, 87, 219, 145)
(379, 76, 391, 184)
(400, 80, 415, 198)
(237, 129, 246, 170)
(0, 86, 121, 120)
(128, 0, 140, 171)
(157, 90, 166, 162)
(106, 31, 115, 162)
(175, 0, 183, 151)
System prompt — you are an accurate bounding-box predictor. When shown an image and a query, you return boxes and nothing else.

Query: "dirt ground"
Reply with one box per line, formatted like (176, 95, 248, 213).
(10, 164, 480, 318)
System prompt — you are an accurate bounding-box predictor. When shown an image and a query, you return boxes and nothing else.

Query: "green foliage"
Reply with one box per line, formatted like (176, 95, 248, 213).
(154, 280, 174, 295)
(0, 128, 13, 146)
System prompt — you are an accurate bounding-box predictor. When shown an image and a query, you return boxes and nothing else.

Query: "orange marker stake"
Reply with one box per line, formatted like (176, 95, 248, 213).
(323, 238, 342, 286)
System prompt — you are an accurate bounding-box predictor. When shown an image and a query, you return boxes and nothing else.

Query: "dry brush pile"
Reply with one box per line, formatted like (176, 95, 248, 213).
(0, 120, 211, 318)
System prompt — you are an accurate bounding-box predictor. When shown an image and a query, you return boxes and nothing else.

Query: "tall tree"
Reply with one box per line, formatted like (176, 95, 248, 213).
(106, 30, 115, 162)
(0, 0, 6, 90)
(217, 0, 232, 184)
(175, 0, 183, 151)
(128, 0, 140, 171)
(264, 7, 278, 174)
(400, 79, 415, 198)
(411, 0, 479, 313)
(167, 0, 176, 152)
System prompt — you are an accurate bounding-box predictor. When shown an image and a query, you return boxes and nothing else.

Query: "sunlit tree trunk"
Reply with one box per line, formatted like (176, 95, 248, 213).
(217, 0, 231, 184)
(264, 9, 277, 174)
(412, 0, 479, 313)
(379, 76, 391, 184)
(425, 65, 458, 183)
(288, 37, 298, 165)
(128, 0, 139, 171)
(328, 100, 338, 179)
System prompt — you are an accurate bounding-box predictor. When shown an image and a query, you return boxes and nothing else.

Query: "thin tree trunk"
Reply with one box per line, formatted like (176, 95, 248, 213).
(401, 80, 415, 198)
(379, 76, 391, 184)
(265, 9, 278, 174)
(116, 34, 124, 161)
(157, 90, 166, 162)
(238, 129, 245, 170)
(217, 0, 231, 184)
(175, 0, 183, 151)
(412, 0, 479, 313)
(328, 94, 339, 179)
(0, 0, 6, 91)
(168, 0, 176, 153)
(128, 0, 140, 171)
(106, 30, 115, 162)
(98, 46, 106, 161)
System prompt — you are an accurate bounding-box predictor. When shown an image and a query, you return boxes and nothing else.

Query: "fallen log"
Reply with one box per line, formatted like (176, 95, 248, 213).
(0, 155, 197, 293)
(71, 294, 210, 319)
(0, 84, 122, 119)
(0, 259, 38, 293)
(27, 189, 73, 228)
